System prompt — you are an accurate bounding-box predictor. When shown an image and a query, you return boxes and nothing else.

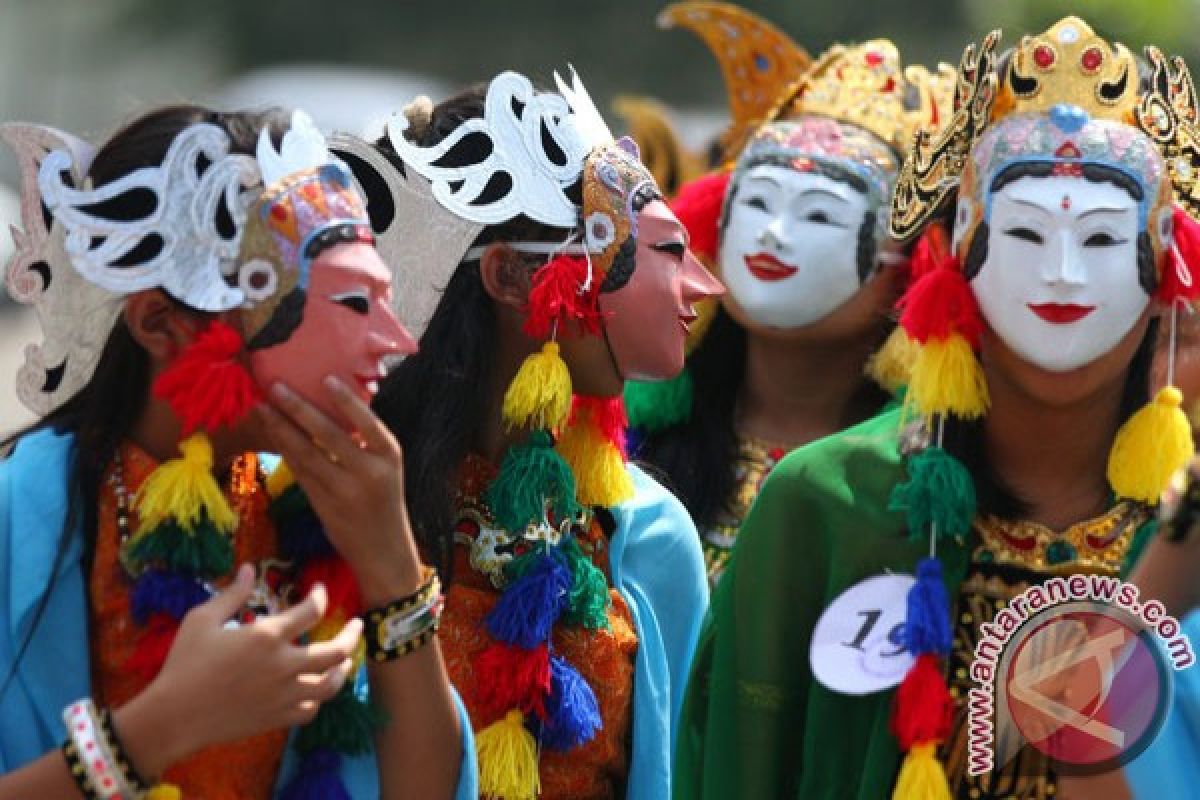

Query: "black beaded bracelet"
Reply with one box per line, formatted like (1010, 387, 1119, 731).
(363, 567, 444, 661)
(99, 709, 152, 794)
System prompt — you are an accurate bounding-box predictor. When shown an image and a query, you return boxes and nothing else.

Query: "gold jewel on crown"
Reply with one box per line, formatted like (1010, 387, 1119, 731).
(993, 16, 1140, 125)
(771, 40, 956, 154)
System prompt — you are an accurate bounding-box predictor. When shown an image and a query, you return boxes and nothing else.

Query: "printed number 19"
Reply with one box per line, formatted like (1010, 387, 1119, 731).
(843, 609, 907, 656)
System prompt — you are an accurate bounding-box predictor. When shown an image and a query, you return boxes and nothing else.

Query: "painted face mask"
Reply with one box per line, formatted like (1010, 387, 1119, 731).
(718, 118, 898, 329)
(237, 118, 416, 421)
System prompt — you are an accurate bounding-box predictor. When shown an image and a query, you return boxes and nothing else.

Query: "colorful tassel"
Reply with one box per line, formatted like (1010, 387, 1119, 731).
(669, 171, 730, 263)
(573, 395, 628, 455)
(897, 265, 985, 348)
(486, 431, 580, 531)
(132, 434, 237, 535)
(892, 742, 952, 800)
(485, 552, 572, 648)
(541, 655, 602, 751)
(556, 404, 634, 508)
(1157, 206, 1200, 304)
(293, 684, 386, 757)
(1108, 386, 1196, 503)
(889, 446, 977, 543)
(152, 321, 262, 436)
(275, 505, 337, 562)
(866, 327, 919, 394)
(624, 369, 694, 432)
(477, 710, 541, 800)
(126, 613, 178, 682)
(472, 642, 553, 721)
(145, 786, 182, 800)
(906, 335, 989, 420)
(278, 748, 350, 800)
(267, 460, 297, 500)
(296, 556, 363, 621)
(891, 654, 954, 751)
(524, 254, 602, 339)
(502, 342, 573, 432)
(123, 516, 234, 579)
(903, 559, 953, 656)
(130, 569, 210, 624)
(559, 536, 611, 630)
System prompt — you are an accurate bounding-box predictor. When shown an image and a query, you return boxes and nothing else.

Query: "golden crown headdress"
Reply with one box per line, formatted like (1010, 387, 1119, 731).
(890, 16, 1200, 242)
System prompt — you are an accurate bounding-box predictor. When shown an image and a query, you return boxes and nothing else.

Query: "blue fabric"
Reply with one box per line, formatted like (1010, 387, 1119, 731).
(1126, 608, 1200, 798)
(0, 430, 478, 798)
(609, 464, 710, 800)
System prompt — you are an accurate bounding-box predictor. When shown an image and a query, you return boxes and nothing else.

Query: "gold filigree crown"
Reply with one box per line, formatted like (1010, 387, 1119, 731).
(772, 40, 956, 154)
(993, 17, 1140, 124)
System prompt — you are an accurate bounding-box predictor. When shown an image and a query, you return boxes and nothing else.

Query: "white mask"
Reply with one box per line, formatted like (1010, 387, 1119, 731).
(969, 174, 1148, 372)
(718, 164, 874, 330)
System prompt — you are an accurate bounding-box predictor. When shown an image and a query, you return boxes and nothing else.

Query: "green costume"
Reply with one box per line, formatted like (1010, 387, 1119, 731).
(675, 407, 1155, 799)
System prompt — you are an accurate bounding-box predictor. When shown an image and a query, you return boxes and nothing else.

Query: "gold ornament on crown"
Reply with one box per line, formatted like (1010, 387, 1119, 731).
(768, 40, 957, 156)
(658, 1, 811, 160)
(890, 16, 1200, 241)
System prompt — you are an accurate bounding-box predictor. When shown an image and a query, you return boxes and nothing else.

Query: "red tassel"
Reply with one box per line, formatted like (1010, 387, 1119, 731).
(669, 171, 731, 263)
(153, 321, 263, 435)
(472, 641, 552, 723)
(897, 262, 985, 348)
(1157, 206, 1200, 305)
(126, 613, 178, 682)
(909, 224, 954, 280)
(523, 254, 603, 339)
(296, 556, 363, 619)
(570, 395, 628, 455)
(890, 653, 954, 751)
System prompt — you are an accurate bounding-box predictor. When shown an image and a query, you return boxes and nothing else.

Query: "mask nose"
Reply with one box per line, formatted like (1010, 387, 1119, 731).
(757, 216, 790, 252)
(371, 303, 418, 357)
(680, 249, 725, 305)
(1041, 230, 1087, 287)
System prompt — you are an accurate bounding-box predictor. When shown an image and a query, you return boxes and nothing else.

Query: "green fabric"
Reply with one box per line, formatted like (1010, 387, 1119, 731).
(674, 407, 970, 799)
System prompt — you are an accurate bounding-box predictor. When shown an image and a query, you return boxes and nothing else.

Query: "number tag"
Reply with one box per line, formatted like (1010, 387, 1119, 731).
(809, 573, 916, 695)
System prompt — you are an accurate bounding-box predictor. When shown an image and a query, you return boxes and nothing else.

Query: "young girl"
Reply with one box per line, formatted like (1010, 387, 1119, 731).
(0, 106, 472, 799)
(334, 68, 723, 798)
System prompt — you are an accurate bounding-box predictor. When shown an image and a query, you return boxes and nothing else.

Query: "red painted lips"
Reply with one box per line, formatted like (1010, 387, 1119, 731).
(1027, 303, 1096, 324)
(744, 252, 798, 281)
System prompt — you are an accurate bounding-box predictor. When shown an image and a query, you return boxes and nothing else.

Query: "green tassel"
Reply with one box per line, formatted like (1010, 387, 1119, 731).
(268, 482, 311, 523)
(294, 684, 388, 756)
(559, 537, 611, 630)
(486, 431, 581, 532)
(624, 369, 694, 432)
(889, 446, 976, 543)
(123, 514, 234, 579)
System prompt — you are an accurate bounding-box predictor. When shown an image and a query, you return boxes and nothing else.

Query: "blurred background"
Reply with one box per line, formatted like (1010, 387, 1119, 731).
(2, 0, 1198, 428)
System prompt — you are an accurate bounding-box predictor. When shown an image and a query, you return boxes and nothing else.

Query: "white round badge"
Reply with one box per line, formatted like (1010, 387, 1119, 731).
(809, 573, 916, 695)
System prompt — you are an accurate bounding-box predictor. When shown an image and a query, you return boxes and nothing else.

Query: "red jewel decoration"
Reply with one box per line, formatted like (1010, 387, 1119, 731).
(865, 51, 884, 67)
(270, 204, 289, 221)
(1033, 44, 1056, 69)
(883, 77, 896, 93)
(85, 741, 96, 751)
(1081, 46, 1104, 73)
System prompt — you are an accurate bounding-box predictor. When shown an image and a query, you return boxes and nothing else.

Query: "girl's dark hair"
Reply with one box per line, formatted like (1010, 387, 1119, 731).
(1, 104, 287, 696)
(371, 84, 579, 571)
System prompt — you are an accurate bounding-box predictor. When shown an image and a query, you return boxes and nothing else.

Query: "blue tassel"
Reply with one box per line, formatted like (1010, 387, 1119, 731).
(278, 507, 336, 562)
(485, 551, 572, 648)
(903, 557, 953, 657)
(540, 655, 602, 751)
(279, 748, 350, 800)
(130, 568, 210, 625)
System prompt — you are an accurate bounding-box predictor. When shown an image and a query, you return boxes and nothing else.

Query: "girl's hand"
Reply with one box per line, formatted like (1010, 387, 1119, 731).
(115, 565, 362, 777)
(258, 377, 424, 605)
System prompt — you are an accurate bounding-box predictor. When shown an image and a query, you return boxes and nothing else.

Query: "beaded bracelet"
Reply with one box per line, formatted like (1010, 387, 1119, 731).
(363, 566, 445, 661)
(61, 699, 147, 800)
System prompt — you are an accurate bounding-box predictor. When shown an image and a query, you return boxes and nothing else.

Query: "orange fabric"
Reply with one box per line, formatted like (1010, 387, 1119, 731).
(90, 442, 288, 800)
(440, 455, 639, 799)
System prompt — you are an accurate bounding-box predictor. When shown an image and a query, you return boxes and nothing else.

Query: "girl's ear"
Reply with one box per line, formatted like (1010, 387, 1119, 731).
(123, 289, 203, 367)
(479, 243, 532, 310)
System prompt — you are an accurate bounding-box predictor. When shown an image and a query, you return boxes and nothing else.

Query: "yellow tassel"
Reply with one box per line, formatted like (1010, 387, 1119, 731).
(906, 334, 989, 420)
(866, 327, 920, 393)
(892, 742, 951, 800)
(266, 459, 296, 499)
(132, 433, 237, 537)
(1108, 386, 1196, 503)
(556, 412, 634, 508)
(146, 785, 182, 800)
(477, 710, 540, 800)
(502, 342, 573, 432)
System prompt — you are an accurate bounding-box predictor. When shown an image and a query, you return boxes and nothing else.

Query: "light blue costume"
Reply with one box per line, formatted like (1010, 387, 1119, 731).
(0, 428, 477, 798)
(608, 464, 711, 799)
(1125, 608, 1200, 797)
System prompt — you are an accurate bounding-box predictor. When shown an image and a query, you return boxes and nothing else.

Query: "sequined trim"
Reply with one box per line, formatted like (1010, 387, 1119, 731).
(700, 436, 787, 585)
(972, 502, 1149, 575)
